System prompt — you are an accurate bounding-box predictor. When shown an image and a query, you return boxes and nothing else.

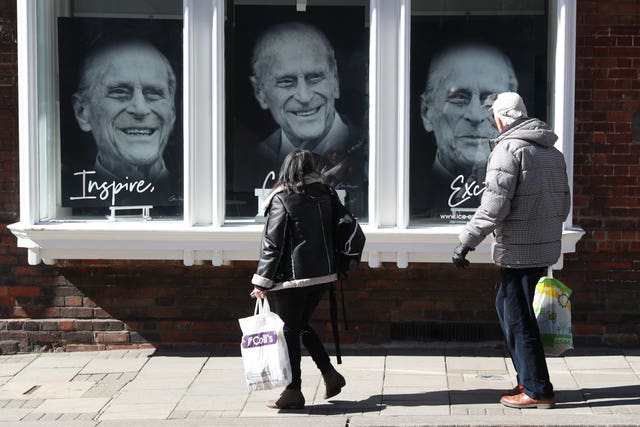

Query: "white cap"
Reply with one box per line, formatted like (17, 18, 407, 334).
(491, 92, 528, 119)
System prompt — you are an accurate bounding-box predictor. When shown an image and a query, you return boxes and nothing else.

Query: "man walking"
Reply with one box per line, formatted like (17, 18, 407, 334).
(452, 92, 571, 409)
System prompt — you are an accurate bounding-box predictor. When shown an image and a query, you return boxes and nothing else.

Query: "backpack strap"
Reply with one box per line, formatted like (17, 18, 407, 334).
(329, 283, 342, 364)
(339, 279, 348, 331)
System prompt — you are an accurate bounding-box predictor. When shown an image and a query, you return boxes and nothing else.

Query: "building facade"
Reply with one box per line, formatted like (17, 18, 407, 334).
(0, 0, 638, 352)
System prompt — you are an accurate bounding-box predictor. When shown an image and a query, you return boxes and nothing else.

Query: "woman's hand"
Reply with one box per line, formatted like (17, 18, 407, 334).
(250, 288, 268, 299)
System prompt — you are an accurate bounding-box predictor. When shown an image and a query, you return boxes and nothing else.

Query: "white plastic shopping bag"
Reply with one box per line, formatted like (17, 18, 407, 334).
(238, 298, 292, 391)
(533, 272, 573, 356)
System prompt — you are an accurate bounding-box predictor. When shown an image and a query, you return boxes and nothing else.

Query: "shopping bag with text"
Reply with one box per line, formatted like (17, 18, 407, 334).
(238, 298, 291, 390)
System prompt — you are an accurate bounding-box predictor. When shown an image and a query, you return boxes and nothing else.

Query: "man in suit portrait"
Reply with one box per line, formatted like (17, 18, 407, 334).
(71, 39, 181, 207)
(419, 42, 518, 218)
(249, 21, 365, 214)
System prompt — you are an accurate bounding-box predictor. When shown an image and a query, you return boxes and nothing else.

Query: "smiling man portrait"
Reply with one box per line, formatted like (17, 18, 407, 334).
(70, 39, 180, 206)
(249, 21, 365, 214)
(73, 39, 176, 183)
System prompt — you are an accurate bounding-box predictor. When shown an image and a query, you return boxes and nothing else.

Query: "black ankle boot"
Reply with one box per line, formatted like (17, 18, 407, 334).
(266, 388, 305, 409)
(322, 369, 346, 399)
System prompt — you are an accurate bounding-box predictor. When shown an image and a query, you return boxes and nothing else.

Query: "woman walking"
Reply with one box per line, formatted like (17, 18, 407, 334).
(251, 149, 346, 409)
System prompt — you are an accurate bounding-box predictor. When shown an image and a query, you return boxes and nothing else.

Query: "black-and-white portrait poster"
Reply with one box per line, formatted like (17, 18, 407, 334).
(410, 14, 547, 224)
(58, 18, 183, 214)
(227, 5, 369, 220)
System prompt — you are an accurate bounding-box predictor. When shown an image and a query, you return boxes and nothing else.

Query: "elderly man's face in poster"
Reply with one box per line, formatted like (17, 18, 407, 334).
(74, 45, 176, 170)
(421, 49, 514, 177)
(252, 36, 340, 146)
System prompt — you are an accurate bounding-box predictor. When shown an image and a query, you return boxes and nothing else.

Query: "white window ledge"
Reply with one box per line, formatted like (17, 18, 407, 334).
(8, 222, 585, 268)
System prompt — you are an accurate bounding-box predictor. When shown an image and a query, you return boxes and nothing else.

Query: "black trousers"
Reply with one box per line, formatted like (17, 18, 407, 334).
(496, 267, 554, 399)
(273, 283, 333, 390)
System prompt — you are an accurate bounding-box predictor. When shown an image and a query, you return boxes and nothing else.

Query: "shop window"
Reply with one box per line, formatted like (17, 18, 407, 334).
(58, 15, 184, 220)
(10, 0, 583, 266)
(37, 1, 184, 222)
(224, 1, 370, 223)
(409, 0, 548, 225)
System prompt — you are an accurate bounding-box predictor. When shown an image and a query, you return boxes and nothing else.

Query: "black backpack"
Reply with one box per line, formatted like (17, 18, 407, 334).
(326, 185, 366, 279)
(325, 185, 365, 364)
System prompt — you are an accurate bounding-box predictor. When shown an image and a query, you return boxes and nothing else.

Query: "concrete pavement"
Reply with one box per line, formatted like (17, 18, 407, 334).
(0, 343, 638, 426)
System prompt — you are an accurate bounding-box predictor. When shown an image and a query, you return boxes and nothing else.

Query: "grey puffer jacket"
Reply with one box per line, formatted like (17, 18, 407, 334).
(459, 118, 571, 268)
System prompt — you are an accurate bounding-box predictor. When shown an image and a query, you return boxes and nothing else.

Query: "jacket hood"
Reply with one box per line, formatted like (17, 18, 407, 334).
(494, 118, 558, 148)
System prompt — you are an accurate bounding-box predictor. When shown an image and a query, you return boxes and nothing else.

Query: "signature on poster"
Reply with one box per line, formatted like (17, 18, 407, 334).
(448, 175, 485, 208)
(68, 170, 155, 206)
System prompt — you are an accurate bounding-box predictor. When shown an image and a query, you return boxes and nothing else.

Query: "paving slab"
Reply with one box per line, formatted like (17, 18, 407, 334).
(572, 369, 640, 388)
(98, 402, 176, 421)
(103, 418, 347, 427)
(28, 382, 95, 399)
(564, 355, 631, 370)
(385, 371, 447, 388)
(377, 403, 450, 416)
(10, 367, 80, 384)
(0, 362, 31, 377)
(90, 349, 153, 360)
(348, 414, 640, 426)
(31, 397, 109, 413)
(445, 356, 508, 372)
(240, 400, 311, 417)
(139, 356, 208, 373)
(201, 358, 242, 370)
(28, 355, 92, 369)
(0, 408, 32, 422)
(547, 371, 580, 389)
(184, 378, 247, 396)
(174, 394, 247, 412)
(0, 346, 637, 425)
(80, 358, 148, 374)
(113, 388, 185, 404)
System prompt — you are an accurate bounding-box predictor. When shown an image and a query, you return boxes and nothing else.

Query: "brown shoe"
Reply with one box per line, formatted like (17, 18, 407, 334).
(322, 369, 346, 399)
(501, 384, 525, 396)
(500, 392, 555, 409)
(266, 389, 305, 409)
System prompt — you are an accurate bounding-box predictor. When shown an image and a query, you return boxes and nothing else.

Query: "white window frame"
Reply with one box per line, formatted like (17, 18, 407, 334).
(10, 0, 583, 267)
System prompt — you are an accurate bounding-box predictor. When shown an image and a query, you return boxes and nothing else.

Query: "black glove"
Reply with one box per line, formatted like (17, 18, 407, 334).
(452, 243, 474, 269)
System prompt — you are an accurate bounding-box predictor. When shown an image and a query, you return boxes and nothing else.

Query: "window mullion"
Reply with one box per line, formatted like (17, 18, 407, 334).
(184, 0, 215, 227)
(371, 0, 402, 229)
(212, 0, 226, 227)
(397, 0, 410, 231)
(17, 1, 39, 226)
(551, 0, 576, 229)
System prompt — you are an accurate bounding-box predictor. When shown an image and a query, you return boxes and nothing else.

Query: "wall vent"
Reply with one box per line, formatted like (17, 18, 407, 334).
(390, 322, 503, 342)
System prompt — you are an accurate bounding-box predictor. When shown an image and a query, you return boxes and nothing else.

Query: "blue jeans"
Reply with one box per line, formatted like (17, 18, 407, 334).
(273, 283, 333, 390)
(496, 267, 554, 399)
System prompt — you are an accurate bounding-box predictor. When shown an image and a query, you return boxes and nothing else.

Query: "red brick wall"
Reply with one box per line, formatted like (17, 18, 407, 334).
(569, 0, 640, 346)
(0, 1, 639, 352)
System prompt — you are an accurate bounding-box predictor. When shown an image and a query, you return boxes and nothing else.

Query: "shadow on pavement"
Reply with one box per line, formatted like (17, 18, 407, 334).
(300, 384, 640, 414)
(142, 343, 640, 359)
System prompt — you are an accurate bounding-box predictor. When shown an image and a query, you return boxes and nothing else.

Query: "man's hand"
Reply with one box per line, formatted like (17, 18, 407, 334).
(452, 243, 474, 269)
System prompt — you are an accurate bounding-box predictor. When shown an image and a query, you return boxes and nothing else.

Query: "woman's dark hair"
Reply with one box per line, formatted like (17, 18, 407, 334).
(274, 149, 316, 194)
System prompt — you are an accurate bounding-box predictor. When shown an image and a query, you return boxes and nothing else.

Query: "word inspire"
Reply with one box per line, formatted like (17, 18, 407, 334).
(242, 331, 278, 349)
(448, 175, 485, 207)
(69, 170, 155, 206)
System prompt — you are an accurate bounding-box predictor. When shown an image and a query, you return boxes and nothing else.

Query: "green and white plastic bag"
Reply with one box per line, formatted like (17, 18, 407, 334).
(533, 271, 573, 356)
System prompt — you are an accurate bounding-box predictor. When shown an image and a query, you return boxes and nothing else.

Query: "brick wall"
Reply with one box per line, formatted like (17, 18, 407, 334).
(0, 1, 639, 353)
(569, 0, 640, 346)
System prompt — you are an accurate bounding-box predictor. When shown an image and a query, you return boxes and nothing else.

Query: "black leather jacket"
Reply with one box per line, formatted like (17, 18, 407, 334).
(252, 181, 337, 291)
